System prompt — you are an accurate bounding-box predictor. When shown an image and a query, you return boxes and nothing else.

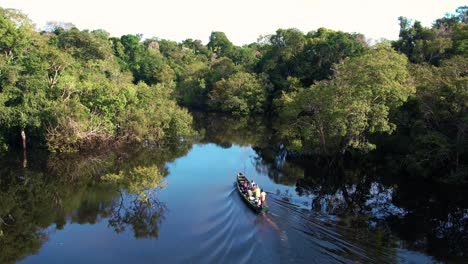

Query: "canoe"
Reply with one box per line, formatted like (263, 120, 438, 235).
(236, 172, 268, 213)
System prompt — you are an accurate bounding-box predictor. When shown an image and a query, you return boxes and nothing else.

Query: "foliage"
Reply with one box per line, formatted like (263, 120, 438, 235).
(0, 4, 466, 183)
(258, 28, 367, 93)
(208, 72, 267, 115)
(0, 142, 192, 262)
(102, 165, 165, 199)
(117, 82, 195, 144)
(392, 7, 467, 64)
(56, 28, 113, 61)
(393, 56, 468, 182)
(175, 61, 209, 108)
(382, 6, 468, 183)
(0, 8, 194, 152)
(276, 45, 414, 154)
(0, 8, 52, 147)
(207, 31, 234, 58)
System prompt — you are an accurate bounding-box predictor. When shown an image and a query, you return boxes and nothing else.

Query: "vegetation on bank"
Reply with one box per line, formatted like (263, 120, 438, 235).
(0, 8, 194, 152)
(0, 6, 466, 181)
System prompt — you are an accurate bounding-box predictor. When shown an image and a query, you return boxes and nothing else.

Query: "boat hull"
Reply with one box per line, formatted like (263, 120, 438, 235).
(236, 173, 268, 213)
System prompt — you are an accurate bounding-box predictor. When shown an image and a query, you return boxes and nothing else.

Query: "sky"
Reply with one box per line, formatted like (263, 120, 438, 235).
(1, 0, 465, 45)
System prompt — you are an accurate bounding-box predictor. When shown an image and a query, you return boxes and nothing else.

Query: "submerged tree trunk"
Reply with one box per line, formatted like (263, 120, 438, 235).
(21, 128, 28, 168)
(21, 128, 26, 150)
(21, 128, 27, 168)
(22, 148, 27, 168)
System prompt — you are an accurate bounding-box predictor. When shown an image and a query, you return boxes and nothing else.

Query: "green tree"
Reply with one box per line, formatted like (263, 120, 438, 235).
(229, 45, 259, 69)
(452, 22, 468, 55)
(207, 31, 234, 58)
(401, 56, 467, 182)
(175, 61, 209, 108)
(393, 9, 466, 65)
(258, 28, 306, 90)
(0, 8, 52, 150)
(277, 44, 414, 154)
(137, 49, 175, 85)
(208, 72, 267, 115)
(302, 28, 367, 84)
(258, 28, 366, 98)
(56, 28, 113, 61)
(116, 82, 195, 145)
(182, 38, 211, 57)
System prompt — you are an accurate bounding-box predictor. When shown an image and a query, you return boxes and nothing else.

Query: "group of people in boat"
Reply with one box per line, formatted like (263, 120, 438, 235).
(239, 174, 267, 208)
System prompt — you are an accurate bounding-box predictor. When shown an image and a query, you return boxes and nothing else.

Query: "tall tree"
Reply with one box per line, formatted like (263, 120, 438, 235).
(0, 7, 46, 151)
(207, 31, 234, 58)
(208, 72, 267, 115)
(258, 28, 366, 97)
(277, 44, 414, 154)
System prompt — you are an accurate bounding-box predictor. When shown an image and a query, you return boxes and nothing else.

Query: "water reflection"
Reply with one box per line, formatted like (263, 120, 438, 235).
(0, 144, 190, 264)
(107, 191, 166, 239)
(195, 113, 467, 262)
(193, 112, 269, 148)
(0, 113, 466, 263)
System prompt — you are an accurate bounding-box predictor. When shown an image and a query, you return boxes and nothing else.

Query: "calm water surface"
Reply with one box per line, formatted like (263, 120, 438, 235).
(1, 115, 466, 263)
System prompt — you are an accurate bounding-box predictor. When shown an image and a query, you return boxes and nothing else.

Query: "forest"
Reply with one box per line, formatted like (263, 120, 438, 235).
(0, 6, 466, 183)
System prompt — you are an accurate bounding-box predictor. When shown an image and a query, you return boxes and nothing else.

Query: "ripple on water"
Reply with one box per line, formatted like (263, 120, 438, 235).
(266, 194, 402, 264)
(185, 186, 263, 263)
(183, 185, 398, 264)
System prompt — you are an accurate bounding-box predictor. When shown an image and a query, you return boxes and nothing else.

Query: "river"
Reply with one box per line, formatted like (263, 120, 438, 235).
(0, 114, 466, 263)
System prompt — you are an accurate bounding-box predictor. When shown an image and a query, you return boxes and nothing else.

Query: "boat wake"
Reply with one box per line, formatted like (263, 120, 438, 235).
(264, 193, 400, 264)
(180, 183, 398, 263)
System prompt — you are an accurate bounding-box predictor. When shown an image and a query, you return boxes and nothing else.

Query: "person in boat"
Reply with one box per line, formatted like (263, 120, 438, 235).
(254, 185, 261, 203)
(260, 189, 267, 207)
(248, 183, 256, 201)
(252, 182, 258, 191)
(256, 198, 262, 206)
(243, 180, 249, 193)
(247, 188, 254, 200)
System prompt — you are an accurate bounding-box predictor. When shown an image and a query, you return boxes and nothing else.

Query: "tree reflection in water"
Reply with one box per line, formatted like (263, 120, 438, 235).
(103, 164, 168, 239)
(0, 113, 466, 263)
(0, 143, 190, 264)
(108, 191, 166, 239)
(255, 144, 468, 261)
(193, 113, 468, 261)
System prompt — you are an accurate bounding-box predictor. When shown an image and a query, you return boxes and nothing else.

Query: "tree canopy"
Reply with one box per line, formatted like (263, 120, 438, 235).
(0, 5, 466, 182)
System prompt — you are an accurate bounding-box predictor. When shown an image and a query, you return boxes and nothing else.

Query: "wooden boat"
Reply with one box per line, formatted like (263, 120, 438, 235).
(236, 172, 268, 213)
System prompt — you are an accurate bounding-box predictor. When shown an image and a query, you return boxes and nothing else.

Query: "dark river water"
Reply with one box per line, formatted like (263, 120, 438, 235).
(0, 114, 467, 263)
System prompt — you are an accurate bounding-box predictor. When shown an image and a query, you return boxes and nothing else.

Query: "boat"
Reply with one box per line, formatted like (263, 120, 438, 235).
(236, 172, 268, 213)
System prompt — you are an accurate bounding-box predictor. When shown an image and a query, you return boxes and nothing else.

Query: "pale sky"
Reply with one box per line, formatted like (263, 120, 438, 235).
(2, 0, 465, 45)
